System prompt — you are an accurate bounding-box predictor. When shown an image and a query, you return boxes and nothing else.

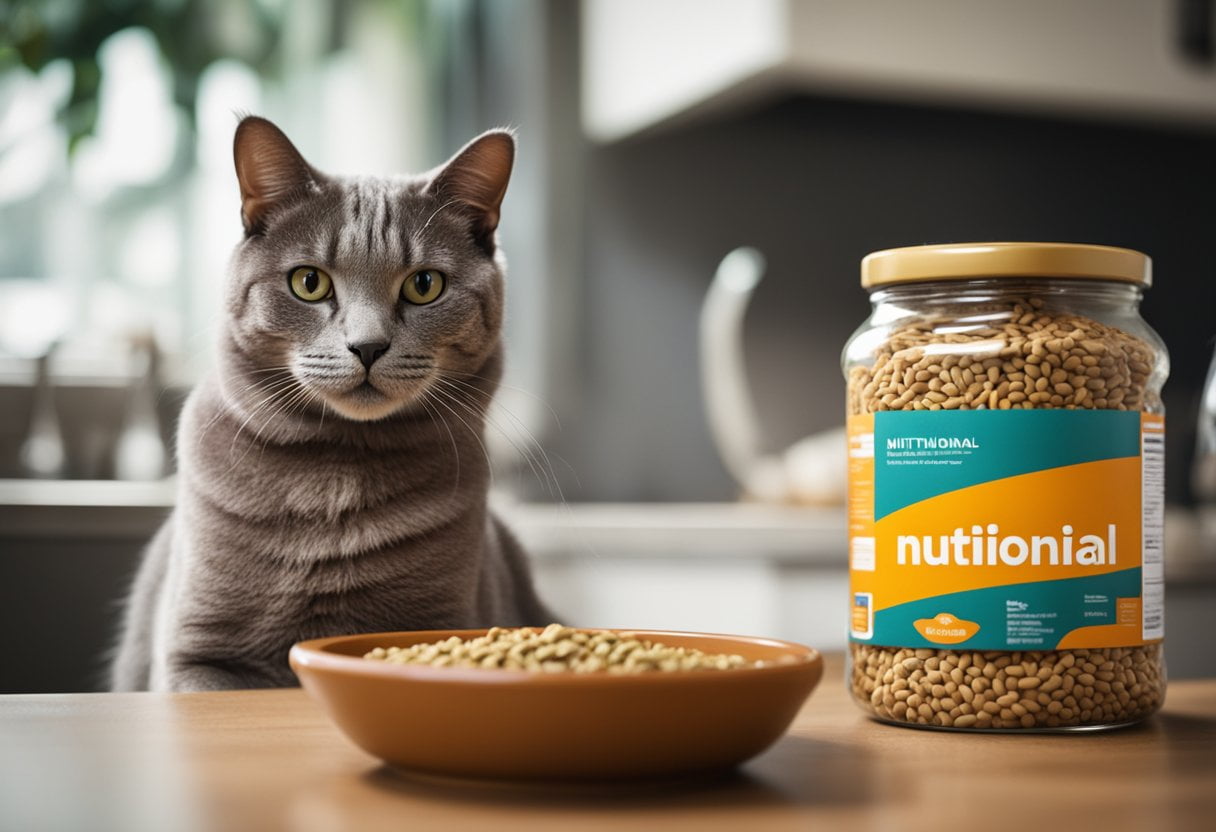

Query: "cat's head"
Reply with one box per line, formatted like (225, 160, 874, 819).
(224, 116, 513, 422)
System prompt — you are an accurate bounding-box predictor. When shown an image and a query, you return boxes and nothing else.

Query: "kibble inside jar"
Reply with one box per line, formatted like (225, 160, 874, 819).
(842, 243, 1167, 731)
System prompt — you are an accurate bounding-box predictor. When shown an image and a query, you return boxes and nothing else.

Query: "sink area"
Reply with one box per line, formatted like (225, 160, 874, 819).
(0, 378, 187, 481)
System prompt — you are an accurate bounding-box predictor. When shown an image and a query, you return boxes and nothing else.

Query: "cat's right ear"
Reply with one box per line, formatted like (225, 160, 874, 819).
(233, 116, 320, 236)
(426, 130, 515, 250)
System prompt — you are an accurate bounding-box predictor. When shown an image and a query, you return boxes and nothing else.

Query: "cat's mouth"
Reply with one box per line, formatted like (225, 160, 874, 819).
(321, 379, 398, 421)
(290, 355, 438, 422)
(313, 373, 433, 422)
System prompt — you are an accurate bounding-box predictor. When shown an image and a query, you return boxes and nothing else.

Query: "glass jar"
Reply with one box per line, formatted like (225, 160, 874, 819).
(842, 243, 1168, 731)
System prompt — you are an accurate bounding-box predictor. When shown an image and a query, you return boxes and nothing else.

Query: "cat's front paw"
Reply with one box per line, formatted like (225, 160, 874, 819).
(164, 658, 282, 692)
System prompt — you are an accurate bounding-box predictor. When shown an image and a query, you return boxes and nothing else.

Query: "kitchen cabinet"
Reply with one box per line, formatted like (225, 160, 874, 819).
(583, 0, 1216, 142)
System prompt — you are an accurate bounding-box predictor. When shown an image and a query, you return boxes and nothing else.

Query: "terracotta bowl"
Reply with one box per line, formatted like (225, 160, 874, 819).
(290, 628, 823, 780)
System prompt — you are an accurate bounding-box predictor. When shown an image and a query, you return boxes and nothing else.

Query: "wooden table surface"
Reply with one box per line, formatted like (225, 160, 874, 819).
(3, 656, 1214, 832)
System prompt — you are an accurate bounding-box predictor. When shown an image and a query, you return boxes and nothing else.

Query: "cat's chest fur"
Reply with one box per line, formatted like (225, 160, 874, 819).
(171, 377, 491, 631)
(180, 377, 482, 557)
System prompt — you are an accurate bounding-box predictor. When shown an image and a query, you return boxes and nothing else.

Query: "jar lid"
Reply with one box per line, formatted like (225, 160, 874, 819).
(861, 242, 1151, 289)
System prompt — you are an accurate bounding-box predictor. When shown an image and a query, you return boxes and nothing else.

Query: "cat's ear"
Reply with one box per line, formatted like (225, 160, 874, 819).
(427, 129, 515, 247)
(233, 116, 321, 236)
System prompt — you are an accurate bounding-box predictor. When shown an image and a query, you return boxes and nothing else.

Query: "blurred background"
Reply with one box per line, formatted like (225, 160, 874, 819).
(2, 0, 1215, 692)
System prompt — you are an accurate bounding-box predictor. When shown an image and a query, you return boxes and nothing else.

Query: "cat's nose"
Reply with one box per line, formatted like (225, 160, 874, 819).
(348, 340, 390, 369)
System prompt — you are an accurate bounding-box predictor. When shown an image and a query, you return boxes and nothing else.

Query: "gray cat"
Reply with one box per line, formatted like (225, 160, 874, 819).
(109, 116, 550, 692)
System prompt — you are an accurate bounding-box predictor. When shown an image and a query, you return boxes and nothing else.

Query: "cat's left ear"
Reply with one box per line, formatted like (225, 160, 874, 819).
(427, 129, 515, 248)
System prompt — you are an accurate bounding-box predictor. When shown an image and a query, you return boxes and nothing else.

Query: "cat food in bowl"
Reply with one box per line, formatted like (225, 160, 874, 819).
(290, 627, 823, 780)
(364, 623, 756, 672)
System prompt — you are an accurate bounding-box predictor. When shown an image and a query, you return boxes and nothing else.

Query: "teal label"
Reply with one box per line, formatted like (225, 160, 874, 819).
(874, 410, 1141, 520)
(849, 409, 1160, 650)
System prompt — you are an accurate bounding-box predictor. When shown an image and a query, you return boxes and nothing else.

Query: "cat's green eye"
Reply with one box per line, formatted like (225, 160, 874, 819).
(289, 267, 333, 302)
(402, 269, 446, 305)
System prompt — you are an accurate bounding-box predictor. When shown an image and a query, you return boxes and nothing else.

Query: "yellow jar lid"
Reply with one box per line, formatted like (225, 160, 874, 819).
(861, 242, 1151, 289)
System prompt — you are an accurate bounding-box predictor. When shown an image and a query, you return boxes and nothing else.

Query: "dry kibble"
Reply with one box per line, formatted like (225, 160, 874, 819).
(364, 624, 755, 674)
(846, 298, 1158, 417)
(846, 290, 1166, 730)
(850, 643, 1163, 730)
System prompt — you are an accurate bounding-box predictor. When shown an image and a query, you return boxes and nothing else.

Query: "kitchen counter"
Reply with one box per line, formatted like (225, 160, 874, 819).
(3, 656, 1214, 832)
(0, 480, 846, 559)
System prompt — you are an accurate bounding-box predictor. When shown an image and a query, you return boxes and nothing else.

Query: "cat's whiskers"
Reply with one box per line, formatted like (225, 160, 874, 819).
(433, 378, 576, 500)
(272, 379, 326, 436)
(427, 377, 571, 505)
(433, 374, 570, 501)
(242, 380, 321, 465)
(225, 375, 306, 466)
(438, 368, 564, 429)
(201, 368, 294, 419)
(245, 365, 299, 375)
(415, 393, 462, 497)
(251, 387, 310, 462)
(430, 376, 547, 494)
(280, 384, 323, 446)
(422, 385, 495, 481)
(467, 377, 578, 494)
(197, 370, 297, 449)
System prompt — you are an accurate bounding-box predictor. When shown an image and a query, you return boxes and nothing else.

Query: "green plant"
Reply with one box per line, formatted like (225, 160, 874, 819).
(1, 0, 284, 152)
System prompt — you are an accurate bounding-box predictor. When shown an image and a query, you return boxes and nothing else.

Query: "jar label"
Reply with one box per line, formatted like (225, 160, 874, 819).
(848, 410, 1164, 649)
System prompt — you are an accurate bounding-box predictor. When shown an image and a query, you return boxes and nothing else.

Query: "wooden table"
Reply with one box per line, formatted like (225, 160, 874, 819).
(3, 657, 1214, 832)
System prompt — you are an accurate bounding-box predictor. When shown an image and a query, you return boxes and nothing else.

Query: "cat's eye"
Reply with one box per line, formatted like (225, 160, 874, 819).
(402, 269, 446, 305)
(288, 267, 333, 302)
